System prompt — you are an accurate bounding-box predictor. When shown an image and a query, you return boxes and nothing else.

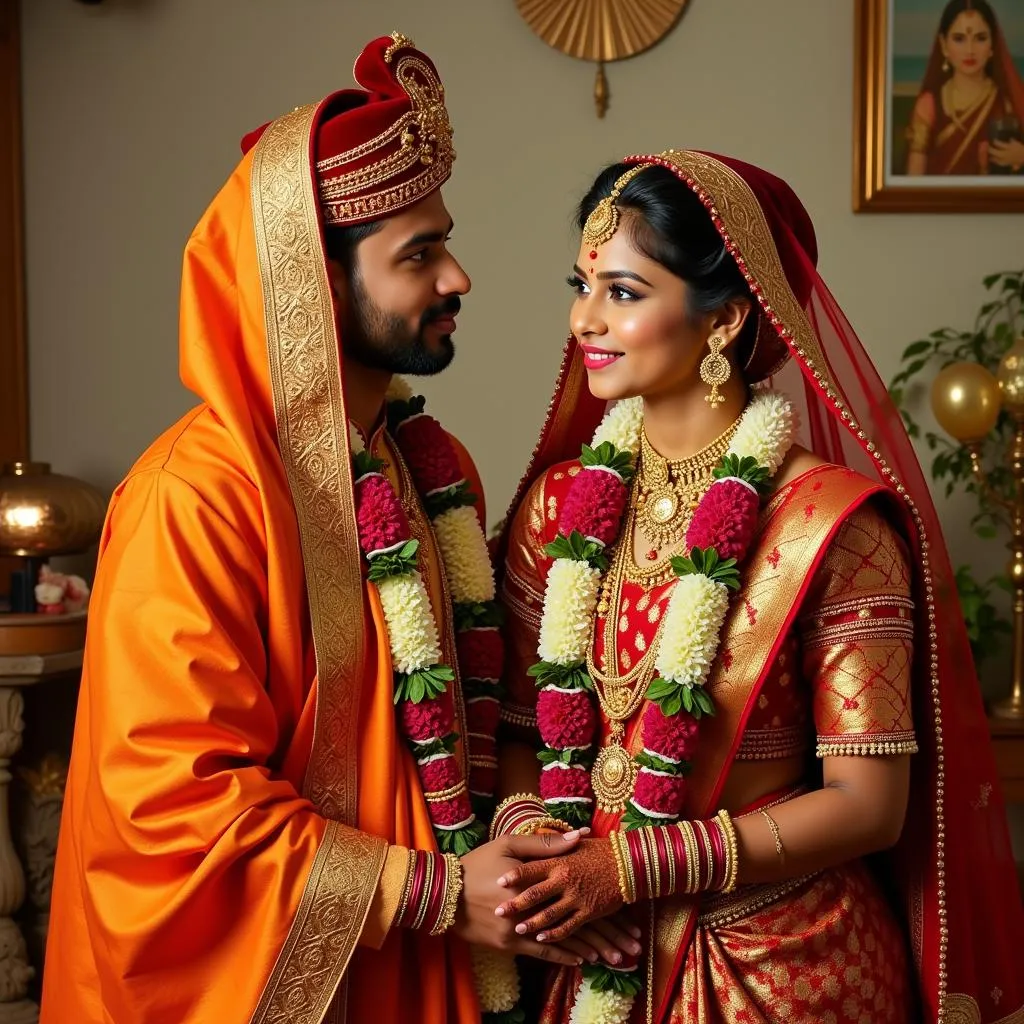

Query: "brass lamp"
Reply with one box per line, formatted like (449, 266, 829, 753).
(0, 462, 106, 613)
(930, 338, 1024, 719)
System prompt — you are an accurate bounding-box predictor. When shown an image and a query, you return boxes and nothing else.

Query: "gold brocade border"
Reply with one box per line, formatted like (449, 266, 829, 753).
(248, 822, 387, 1024)
(251, 103, 364, 825)
(944, 993, 1024, 1024)
(651, 466, 879, 1017)
(250, 104, 375, 1024)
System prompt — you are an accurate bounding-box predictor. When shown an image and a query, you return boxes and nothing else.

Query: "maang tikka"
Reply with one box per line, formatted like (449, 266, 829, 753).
(582, 164, 650, 248)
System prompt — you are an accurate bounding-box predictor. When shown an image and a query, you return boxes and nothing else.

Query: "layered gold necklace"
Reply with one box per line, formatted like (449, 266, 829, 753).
(634, 420, 738, 557)
(586, 418, 740, 812)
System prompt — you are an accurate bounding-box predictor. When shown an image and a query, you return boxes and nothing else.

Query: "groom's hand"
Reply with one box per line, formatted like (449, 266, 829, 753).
(453, 832, 588, 965)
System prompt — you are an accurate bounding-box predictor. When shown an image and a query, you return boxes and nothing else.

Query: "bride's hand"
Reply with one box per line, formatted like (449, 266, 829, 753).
(494, 838, 631, 946)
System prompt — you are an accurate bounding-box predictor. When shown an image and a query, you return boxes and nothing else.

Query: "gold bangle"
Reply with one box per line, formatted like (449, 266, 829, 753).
(512, 816, 574, 836)
(430, 853, 464, 936)
(395, 848, 417, 927)
(490, 792, 544, 841)
(609, 831, 631, 903)
(612, 831, 637, 904)
(642, 828, 662, 899)
(716, 810, 740, 894)
(694, 819, 716, 891)
(664, 826, 676, 896)
(682, 821, 700, 894)
(760, 809, 784, 859)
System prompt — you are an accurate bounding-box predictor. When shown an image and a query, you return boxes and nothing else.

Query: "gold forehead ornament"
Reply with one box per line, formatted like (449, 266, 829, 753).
(582, 164, 649, 248)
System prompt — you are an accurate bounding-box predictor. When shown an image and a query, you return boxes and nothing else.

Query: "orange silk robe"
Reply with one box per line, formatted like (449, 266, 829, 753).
(41, 105, 479, 1024)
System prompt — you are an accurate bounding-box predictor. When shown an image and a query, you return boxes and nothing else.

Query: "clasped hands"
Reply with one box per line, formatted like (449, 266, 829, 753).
(455, 831, 640, 968)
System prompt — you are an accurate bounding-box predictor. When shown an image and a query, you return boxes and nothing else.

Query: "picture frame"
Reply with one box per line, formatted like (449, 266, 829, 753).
(853, 0, 1024, 212)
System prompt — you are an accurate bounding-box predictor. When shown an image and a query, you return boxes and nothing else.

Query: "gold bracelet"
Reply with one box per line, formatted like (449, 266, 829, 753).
(760, 809, 784, 859)
(430, 853, 464, 936)
(665, 826, 676, 896)
(692, 819, 712, 891)
(512, 816, 573, 836)
(642, 828, 662, 899)
(675, 822, 693, 894)
(395, 848, 418, 927)
(610, 831, 635, 904)
(716, 810, 740, 894)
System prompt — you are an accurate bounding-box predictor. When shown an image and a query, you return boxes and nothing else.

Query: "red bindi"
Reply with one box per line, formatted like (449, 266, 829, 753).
(589, 250, 598, 260)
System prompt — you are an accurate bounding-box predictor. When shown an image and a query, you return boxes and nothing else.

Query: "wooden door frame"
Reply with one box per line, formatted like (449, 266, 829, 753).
(1, 0, 28, 467)
(1, 0, 29, 597)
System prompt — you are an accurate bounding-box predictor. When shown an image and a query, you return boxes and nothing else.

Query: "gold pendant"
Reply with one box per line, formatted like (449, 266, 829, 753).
(592, 740, 638, 813)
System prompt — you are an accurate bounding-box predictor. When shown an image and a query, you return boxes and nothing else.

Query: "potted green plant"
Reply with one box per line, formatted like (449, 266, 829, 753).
(888, 268, 1024, 666)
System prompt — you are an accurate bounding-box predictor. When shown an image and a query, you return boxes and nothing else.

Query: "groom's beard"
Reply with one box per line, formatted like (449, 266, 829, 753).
(342, 272, 458, 376)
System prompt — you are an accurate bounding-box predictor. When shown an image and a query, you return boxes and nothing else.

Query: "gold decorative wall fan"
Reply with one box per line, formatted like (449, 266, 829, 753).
(515, 0, 689, 117)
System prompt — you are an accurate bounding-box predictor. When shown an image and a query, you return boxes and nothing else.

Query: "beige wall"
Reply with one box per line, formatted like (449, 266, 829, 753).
(20, 2, 1022, 580)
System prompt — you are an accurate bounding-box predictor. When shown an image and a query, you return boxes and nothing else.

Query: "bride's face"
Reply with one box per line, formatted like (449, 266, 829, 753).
(568, 213, 707, 403)
(941, 11, 994, 78)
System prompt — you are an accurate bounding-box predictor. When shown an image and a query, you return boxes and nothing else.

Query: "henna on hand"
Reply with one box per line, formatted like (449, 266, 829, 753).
(494, 837, 626, 944)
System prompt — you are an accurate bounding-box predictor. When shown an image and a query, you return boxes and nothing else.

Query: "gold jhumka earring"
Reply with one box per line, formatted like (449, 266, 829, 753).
(582, 164, 649, 248)
(700, 336, 731, 408)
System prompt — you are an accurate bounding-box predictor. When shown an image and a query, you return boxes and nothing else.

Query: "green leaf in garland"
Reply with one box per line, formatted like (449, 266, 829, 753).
(424, 479, 479, 519)
(621, 802, 671, 831)
(692, 686, 716, 717)
(580, 441, 636, 483)
(453, 600, 505, 631)
(634, 750, 690, 776)
(386, 394, 427, 434)
(436, 818, 487, 856)
(714, 453, 771, 493)
(393, 664, 455, 705)
(367, 539, 421, 581)
(410, 732, 459, 759)
(544, 530, 609, 572)
(527, 660, 594, 691)
(352, 449, 384, 479)
(542, 801, 591, 828)
(537, 746, 593, 768)
(582, 963, 644, 996)
(671, 548, 740, 591)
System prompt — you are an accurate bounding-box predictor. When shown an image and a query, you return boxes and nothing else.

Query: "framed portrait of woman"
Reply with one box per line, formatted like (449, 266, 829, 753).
(854, 0, 1024, 211)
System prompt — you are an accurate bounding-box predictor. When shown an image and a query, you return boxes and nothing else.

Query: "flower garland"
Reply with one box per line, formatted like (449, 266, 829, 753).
(531, 390, 796, 1021)
(351, 379, 519, 1019)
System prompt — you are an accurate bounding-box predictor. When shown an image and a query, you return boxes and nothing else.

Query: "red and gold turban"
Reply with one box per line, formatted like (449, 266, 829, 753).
(241, 32, 455, 226)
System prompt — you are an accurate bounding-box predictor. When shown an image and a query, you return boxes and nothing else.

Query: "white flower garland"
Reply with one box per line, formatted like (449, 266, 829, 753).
(537, 389, 796, 1024)
(364, 377, 520, 1016)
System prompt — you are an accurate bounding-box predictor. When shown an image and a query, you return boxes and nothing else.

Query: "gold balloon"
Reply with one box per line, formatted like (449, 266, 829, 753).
(930, 361, 1001, 442)
(0, 461, 106, 557)
(997, 336, 1024, 417)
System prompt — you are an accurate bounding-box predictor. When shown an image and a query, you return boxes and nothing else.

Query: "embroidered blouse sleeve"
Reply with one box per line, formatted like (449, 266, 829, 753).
(499, 473, 553, 742)
(798, 502, 918, 758)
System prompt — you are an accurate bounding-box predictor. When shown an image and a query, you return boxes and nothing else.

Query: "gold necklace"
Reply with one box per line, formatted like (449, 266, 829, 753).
(634, 421, 737, 555)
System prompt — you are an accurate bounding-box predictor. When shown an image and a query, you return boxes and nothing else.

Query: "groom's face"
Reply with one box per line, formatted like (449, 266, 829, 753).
(329, 190, 471, 375)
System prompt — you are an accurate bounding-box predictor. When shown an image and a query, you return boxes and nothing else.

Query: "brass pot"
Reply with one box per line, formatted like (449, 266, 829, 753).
(0, 462, 106, 557)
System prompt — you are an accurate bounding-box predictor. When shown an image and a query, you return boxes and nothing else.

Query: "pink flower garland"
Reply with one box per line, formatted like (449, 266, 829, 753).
(387, 398, 506, 825)
(350, 395, 505, 855)
(535, 461, 764, 828)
